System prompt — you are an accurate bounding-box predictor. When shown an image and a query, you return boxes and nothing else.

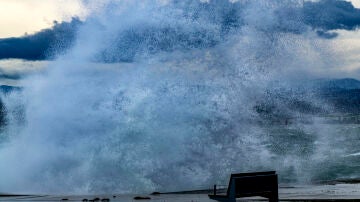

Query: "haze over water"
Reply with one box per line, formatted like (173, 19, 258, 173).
(0, 0, 360, 194)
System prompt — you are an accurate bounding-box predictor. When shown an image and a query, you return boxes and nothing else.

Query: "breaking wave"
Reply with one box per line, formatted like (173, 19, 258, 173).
(0, 0, 359, 194)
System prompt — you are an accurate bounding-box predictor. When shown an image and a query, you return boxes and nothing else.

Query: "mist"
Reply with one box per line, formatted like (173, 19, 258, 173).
(0, 0, 359, 194)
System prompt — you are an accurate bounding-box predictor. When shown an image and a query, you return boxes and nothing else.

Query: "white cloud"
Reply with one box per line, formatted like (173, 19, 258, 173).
(314, 29, 360, 79)
(348, 0, 360, 8)
(0, 0, 87, 38)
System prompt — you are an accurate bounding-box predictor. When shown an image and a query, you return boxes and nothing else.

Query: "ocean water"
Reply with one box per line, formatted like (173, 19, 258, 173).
(0, 0, 359, 194)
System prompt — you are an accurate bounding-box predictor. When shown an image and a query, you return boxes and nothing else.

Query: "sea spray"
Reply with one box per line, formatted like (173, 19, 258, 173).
(0, 0, 358, 194)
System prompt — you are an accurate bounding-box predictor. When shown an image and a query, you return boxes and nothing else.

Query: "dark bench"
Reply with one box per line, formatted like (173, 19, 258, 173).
(208, 171, 278, 202)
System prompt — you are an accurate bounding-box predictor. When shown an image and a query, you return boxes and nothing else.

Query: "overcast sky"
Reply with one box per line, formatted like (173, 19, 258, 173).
(348, 0, 360, 8)
(0, 0, 86, 38)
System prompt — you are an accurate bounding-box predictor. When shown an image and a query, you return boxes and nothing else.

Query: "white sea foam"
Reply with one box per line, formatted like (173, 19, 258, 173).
(0, 0, 357, 194)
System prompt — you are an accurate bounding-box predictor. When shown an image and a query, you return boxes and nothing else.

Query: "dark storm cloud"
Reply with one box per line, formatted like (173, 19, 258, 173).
(0, 0, 245, 62)
(98, 0, 360, 62)
(271, 0, 360, 38)
(303, 0, 360, 31)
(97, 0, 244, 62)
(0, 17, 81, 60)
(1, 0, 360, 62)
(315, 30, 339, 39)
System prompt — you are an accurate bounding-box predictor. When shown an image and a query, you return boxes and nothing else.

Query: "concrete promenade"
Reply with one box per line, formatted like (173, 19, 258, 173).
(2, 183, 360, 201)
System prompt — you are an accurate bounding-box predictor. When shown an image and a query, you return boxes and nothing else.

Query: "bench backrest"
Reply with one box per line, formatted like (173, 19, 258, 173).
(227, 171, 277, 197)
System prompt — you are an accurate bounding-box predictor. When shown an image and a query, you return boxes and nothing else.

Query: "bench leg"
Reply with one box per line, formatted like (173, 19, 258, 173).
(227, 179, 236, 202)
(269, 190, 279, 202)
(269, 196, 278, 202)
(270, 174, 279, 202)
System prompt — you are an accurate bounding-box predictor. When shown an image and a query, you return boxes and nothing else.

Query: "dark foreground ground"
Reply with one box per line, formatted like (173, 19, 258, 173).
(2, 183, 360, 202)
